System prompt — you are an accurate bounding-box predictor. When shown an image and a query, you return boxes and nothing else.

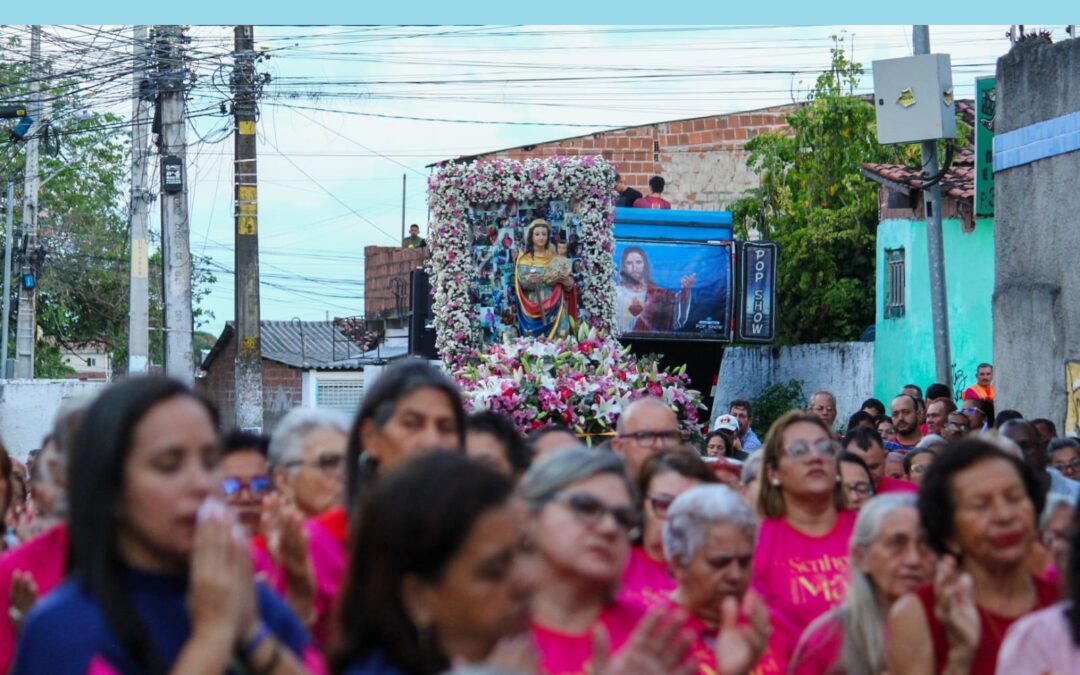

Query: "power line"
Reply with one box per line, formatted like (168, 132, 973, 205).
(260, 134, 401, 244)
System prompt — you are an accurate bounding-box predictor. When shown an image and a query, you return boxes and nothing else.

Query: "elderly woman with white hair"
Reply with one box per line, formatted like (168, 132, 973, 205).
(269, 407, 351, 518)
(662, 484, 771, 675)
(261, 407, 351, 644)
(790, 493, 933, 673)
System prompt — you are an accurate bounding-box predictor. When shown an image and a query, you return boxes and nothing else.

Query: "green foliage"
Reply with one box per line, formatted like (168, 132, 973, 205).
(750, 379, 807, 440)
(1, 54, 216, 378)
(33, 340, 75, 379)
(730, 37, 910, 345)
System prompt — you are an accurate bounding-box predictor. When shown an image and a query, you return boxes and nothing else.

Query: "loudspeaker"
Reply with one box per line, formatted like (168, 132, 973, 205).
(408, 269, 438, 360)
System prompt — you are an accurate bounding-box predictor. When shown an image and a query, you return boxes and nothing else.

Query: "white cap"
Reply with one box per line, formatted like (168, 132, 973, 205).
(713, 414, 739, 433)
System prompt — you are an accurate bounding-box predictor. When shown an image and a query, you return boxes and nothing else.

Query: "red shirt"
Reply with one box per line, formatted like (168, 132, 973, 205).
(913, 575, 1058, 674)
(632, 195, 671, 209)
(312, 505, 348, 546)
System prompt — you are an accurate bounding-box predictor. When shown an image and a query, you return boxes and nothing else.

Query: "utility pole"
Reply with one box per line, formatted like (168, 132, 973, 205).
(913, 25, 953, 388)
(232, 25, 264, 431)
(128, 25, 152, 375)
(155, 25, 194, 384)
(400, 173, 406, 243)
(1, 180, 13, 378)
(14, 26, 41, 379)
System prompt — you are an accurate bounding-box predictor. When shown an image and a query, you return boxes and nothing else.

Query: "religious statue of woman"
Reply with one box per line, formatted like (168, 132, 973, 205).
(514, 219, 576, 338)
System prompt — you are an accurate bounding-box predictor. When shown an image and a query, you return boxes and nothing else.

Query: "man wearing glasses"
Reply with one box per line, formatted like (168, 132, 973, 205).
(269, 408, 351, 518)
(612, 397, 688, 480)
(218, 429, 274, 537)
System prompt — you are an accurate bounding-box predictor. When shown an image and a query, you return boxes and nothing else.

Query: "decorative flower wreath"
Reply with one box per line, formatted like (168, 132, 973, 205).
(427, 155, 618, 364)
(455, 324, 706, 444)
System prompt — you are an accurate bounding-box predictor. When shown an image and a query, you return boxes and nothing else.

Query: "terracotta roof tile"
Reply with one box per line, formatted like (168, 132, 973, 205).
(860, 99, 977, 202)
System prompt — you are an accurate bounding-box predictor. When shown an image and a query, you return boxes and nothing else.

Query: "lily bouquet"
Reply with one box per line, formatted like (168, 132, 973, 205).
(454, 324, 706, 445)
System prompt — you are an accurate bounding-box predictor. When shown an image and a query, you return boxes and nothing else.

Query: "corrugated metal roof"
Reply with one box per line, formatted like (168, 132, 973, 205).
(202, 320, 407, 371)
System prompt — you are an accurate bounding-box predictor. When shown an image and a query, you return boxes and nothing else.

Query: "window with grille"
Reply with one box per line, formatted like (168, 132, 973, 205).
(885, 248, 905, 319)
(315, 378, 365, 414)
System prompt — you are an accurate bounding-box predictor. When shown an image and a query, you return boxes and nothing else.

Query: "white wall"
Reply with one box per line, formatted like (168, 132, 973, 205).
(710, 342, 875, 434)
(0, 380, 106, 461)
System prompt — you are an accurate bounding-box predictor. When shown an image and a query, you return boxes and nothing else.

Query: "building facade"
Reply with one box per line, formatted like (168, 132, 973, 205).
(439, 103, 798, 212)
(198, 320, 399, 431)
(993, 37, 1080, 433)
(862, 105, 996, 403)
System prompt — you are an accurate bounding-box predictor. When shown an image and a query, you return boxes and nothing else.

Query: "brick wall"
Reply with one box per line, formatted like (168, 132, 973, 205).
(197, 335, 304, 431)
(364, 246, 427, 318)
(456, 103, 797, 212)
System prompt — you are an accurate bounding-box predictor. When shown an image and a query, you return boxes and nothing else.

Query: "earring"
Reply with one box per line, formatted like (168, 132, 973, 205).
(836, 473, 842, 483)
(771, 479, 780, 487)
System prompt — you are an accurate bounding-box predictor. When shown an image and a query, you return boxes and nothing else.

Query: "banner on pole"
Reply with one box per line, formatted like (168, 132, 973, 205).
(975, 76, 996, 217)
(736, 241, 777, 343)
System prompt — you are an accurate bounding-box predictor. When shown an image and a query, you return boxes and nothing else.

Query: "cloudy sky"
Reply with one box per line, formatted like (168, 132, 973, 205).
(3, 24, 1028, 336)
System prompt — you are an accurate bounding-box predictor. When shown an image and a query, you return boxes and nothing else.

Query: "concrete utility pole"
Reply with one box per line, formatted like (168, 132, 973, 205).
(14, 26, 41, 379)
(232, 25, 263, 431)
(128, 25, 152, 375)
(913, 25, 953, 388)
(156, 25, 194, 384)
(1, 180, 13, 378)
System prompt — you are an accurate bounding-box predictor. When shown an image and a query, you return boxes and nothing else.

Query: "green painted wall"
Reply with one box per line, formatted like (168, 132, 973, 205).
(874, 217, 994, 402)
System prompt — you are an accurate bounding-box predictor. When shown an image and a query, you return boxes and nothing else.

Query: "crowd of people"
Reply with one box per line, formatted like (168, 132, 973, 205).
(0, 358, 1078, 674)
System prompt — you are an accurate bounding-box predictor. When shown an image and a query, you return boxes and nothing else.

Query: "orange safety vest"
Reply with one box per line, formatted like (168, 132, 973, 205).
(963, 383, 995, 401)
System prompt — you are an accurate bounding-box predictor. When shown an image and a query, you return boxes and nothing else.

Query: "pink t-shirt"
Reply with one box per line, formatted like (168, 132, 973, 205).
(617, 546, 676, 610)
(531, 599, 644, 675)
(877, 475, 918, 494)
(251, 514, 347, 646)
(751, 510, 857, 674)
(0, 523, 68, 673)
(995, 602, 1080, 674)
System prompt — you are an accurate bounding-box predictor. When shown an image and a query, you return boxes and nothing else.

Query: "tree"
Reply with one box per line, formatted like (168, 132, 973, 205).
(730, 38, 912, 345)
(2, 43, 216, 377)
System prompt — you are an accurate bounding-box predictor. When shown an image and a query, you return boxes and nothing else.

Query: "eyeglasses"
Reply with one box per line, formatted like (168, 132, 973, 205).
(845, 482, 873, 497)
(284, 452, 346, 475)
(782, 439, 841, 460)
(547, 492, 641, 538)
(618, 429, 690, 446)
(911, 463, 931, 474)
(221, 475, 273, 497)
(810, 405, 836, 414)
(945, 422, 968, 431)
(1051, 459, 1080, 473)
(647, 494, 676, 519)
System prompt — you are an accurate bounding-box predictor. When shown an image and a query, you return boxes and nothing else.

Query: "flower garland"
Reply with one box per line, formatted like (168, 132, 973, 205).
(456, 324, 706, 443)
(427, 155, 618, 364)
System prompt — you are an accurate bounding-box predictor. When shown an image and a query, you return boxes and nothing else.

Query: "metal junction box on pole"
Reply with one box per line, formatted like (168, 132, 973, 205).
(872, 54, 957, 144)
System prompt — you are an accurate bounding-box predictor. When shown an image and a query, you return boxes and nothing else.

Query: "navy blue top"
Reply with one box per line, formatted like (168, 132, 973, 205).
(342, 650, 408, 675)
(12, 566, 311, 675)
